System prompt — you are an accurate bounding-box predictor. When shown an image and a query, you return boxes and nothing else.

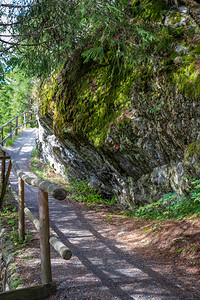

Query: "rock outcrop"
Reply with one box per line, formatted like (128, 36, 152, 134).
(36, 1, 200, 208)
(37, 101, 200, 208)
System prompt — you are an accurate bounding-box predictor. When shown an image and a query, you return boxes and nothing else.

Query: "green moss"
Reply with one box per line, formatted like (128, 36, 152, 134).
(193, 44, 200, 55)
(184, 141, 200, 162)
(170, 12, 182, 25)
(38, 47, 199, 145)
(131, 0, 168, 22)
(38, 56, 134, 146)
(173, 53, 200, 99)
(37, 7, 200, 146)
(186, 142, 198, 156)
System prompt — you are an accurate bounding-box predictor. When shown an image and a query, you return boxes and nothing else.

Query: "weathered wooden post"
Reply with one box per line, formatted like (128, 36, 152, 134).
(24, 113, 26, 129)
(1, 150, 5, 193)
(38, 189, 52, 284)
(0, 128, 4, 202)
(18, 178, 25, 240)
(1, 127, 3, 145)
(15, 117, 18, 136)
(9, 121, 12, 139)
(0, 160, 12, 208)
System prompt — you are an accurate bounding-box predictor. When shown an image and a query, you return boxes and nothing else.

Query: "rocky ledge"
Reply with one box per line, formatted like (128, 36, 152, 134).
(36, 109, 200, 208)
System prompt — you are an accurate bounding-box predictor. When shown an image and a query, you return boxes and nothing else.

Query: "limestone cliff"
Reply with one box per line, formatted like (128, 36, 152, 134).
(36, 1, 200, 208)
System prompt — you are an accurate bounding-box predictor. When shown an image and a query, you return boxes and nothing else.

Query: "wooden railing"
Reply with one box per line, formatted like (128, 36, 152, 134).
(0, 111, 36, 146)
(0, 117, 72, 297)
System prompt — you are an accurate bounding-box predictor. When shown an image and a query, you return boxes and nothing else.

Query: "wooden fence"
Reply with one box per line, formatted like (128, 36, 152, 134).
(0, 111, 36, 209)
(0, 111, 36, 146)
(0, 114, 72, 298)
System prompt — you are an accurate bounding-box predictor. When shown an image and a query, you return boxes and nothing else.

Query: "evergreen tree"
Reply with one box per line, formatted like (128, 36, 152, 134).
(0, 0, 170, 77)
(0, 67, 33, 126)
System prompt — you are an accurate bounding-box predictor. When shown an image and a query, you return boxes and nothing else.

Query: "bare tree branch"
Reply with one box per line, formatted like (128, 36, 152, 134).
(0, 23, 64, 39)
(0, 4, 38, 8)
(0, 22, 22, 26)
(0, 38, 51, 47)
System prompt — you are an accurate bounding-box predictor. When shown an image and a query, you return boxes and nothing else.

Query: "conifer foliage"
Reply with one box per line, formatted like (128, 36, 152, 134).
(0, 0, 169, 76)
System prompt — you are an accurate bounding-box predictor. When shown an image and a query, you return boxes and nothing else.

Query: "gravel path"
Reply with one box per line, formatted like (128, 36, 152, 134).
(7, 129, 200, 299)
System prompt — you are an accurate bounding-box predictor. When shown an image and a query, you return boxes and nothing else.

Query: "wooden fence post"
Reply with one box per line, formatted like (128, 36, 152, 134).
(1, 150, 5, 192)
(9, 121, 12, 140)
(1, 128, 3, 145)
(15, 117, 18, 136)
(38, 189, 52, 284)
(24, 113, 26, 129)
(18, 178, 25, 240)
(0, 160, 12, 208)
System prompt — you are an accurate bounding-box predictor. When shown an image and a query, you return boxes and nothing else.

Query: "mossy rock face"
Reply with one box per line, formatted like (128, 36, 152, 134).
(36, 3, 200, 207)
(38, 59, 130, 147)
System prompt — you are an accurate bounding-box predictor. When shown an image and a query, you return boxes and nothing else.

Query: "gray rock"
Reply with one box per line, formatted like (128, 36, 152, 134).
(36, 99, 200, 208)
(178, 6, 188, 14)
(175, 44, 189, 54)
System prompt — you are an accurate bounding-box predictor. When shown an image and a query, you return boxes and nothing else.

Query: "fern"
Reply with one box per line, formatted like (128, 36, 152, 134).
(82, 46, 105, 64)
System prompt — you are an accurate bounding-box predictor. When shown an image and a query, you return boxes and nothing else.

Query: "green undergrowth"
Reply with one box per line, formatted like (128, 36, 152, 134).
(30, 148, 64, 183)
(4, 134, 21, 147)
(29, 159, 46, 178)
(30, 148, 200, 219)
(68, 178, 200, 219)
(67, 178, 116, 206)
(30, 148, 116, 206)
(30, 146, 38, 158)
(0, 197, 34, 289)
(30, 147, 50, 178)
(0, 201, 33, 246)
(122, 179, 200, 220)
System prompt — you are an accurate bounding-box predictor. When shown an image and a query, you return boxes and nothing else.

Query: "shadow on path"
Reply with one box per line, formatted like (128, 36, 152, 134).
(7, 129, 200, 300)
(50, 201, 199, 300)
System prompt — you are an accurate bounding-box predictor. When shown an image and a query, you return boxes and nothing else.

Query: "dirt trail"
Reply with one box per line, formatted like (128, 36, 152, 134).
(7, 129, 200, 299)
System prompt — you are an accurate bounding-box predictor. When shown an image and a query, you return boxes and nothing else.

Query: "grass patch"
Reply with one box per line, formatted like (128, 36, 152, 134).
(4, 133, 21, 147)
(29, 147, 47, 178)
(30, 150, 65, 184)
(0, 203, 33, 246)
(67, 178, 116, 207)
(30, 146, 38, 158)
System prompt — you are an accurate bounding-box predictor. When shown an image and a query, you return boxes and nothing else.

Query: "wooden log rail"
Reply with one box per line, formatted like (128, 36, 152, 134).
(0, 282, 57, 300)
(0, 130, 72, 289)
